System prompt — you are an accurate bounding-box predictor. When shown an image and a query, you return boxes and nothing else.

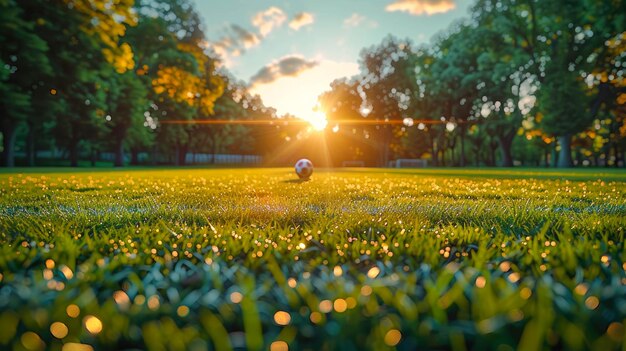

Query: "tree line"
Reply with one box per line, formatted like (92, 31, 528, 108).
(1, 0, 625, 168)
(1, 0, 280, 168)
(318, 0, 626, 168)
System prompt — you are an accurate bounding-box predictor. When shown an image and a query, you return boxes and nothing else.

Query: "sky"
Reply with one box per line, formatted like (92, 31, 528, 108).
(193, 0, 473, 127)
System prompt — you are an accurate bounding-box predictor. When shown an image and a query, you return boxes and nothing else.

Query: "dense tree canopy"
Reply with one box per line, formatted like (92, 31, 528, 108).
(317, 0, 625, 168)
(0, 0, 624, 168)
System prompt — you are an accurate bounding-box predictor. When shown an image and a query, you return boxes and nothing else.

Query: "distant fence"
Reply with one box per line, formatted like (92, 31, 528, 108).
(185, 153, 262, 165)
(98, 152, 263, 165)
(17, 151, 262, 165)
(389, 159, 428, 168)
(341, 160, 366, 167)
(26, 150, 64, 159)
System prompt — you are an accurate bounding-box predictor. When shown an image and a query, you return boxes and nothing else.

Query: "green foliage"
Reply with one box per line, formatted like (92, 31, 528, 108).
(1, 0, 625, 168)
(1, 0, 227, 167)
(535, 1, 593, 138)
(538, 58, 591, 136)
(359, 36, 420, 164)
(103, 70, 150, 166)
(0, 0, 52, 166)
(0, 0, 51, 116)
(0, 168, 625, 350)
(323, 0, 625, 168)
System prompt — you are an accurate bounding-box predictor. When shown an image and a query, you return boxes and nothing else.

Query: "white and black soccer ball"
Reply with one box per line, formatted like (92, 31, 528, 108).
(295, 159, 313, 179)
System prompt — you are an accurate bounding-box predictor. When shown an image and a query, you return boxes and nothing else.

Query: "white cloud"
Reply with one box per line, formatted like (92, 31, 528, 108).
(343, 13, 379, 28)
(289, 12, 315, 31)
(250, 55, 319, 85)
(385, 0, 456, 16)
(344, 13, 366, 27)
(252, 7, 287, 37)
(249, 58, 360, 124)
(209, 24, 262, 67)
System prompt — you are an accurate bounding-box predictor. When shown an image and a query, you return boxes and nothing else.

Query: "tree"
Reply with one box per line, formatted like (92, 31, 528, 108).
(583, 0, 626, 167)
(410, 47, 448, 166)
(14, 0, 140, 167)
(318, 78, 381, 166)
(128, 0, 224, 165)
(189, 78, 251, 162)
(358, 36, 418, 166)
(429, 24, 489, 166)
(65, 0, 137, 74)
(538, 52, 591, 167)
(45, 7, 110, 166)
(103, 70, 149, 167)
(0, 0, 51, 167)
(531, 1, 593, 167)
(469, 0, 545, 167)
(472, 0, 624, 168)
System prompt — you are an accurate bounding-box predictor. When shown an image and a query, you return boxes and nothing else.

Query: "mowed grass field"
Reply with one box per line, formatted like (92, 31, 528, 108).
(0, 168, 625, 351)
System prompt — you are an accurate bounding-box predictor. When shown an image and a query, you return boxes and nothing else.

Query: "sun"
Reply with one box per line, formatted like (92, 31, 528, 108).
(248, 59, 358, 133)
(307, 110, 328, 131)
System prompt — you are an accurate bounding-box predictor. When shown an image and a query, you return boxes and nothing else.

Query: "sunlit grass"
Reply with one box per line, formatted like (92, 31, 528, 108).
(0, 168, 625, 350)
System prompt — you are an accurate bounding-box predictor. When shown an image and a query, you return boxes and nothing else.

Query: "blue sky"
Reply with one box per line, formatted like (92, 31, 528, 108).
(193, 0, 472, 125)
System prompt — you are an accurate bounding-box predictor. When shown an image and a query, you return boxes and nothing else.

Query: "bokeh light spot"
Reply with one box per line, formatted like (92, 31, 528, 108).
(274, 311, 291, 326)
(66, 304, 80, 318)
(270, 340, 289, 351)
(84, 315, 103, 335)
(384, 329, 401, 346)
(50, 322, 69, 339)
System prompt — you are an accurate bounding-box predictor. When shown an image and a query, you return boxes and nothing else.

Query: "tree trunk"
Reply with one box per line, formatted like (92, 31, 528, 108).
(212, 138, 219, 164)
(180, 146, 187, 166)
(489, 145, 496, 167)
(378, 128, 391, 167)
(114, 138, 124, 167)
(447, 133, 457, 166)
(557, 135, 573, 168)
(175, 144, 187, 166)
(576, 148, 583, 167)
(2, 125, 17, 167)
(27, 123, 36, 167)
(91, 148, 97, 167)
(449, 146, 456, 166)
(474, 147, 480, 167)
(151, 144, 158, 166)
(131, 149, 139, 165)
(459, 129, 466, 167)
(439, 148, 446, 167)
(430, 137, 438, 167)
(69, 141, 79, 167)
(174, 145, 181, 166)
(497, 135, 514, 167)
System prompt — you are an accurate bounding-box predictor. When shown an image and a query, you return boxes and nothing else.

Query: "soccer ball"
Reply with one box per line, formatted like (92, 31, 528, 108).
(295, 159, 313, 179)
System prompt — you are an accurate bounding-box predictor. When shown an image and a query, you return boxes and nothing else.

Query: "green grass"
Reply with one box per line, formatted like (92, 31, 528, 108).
(0, 168, 625, 351)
